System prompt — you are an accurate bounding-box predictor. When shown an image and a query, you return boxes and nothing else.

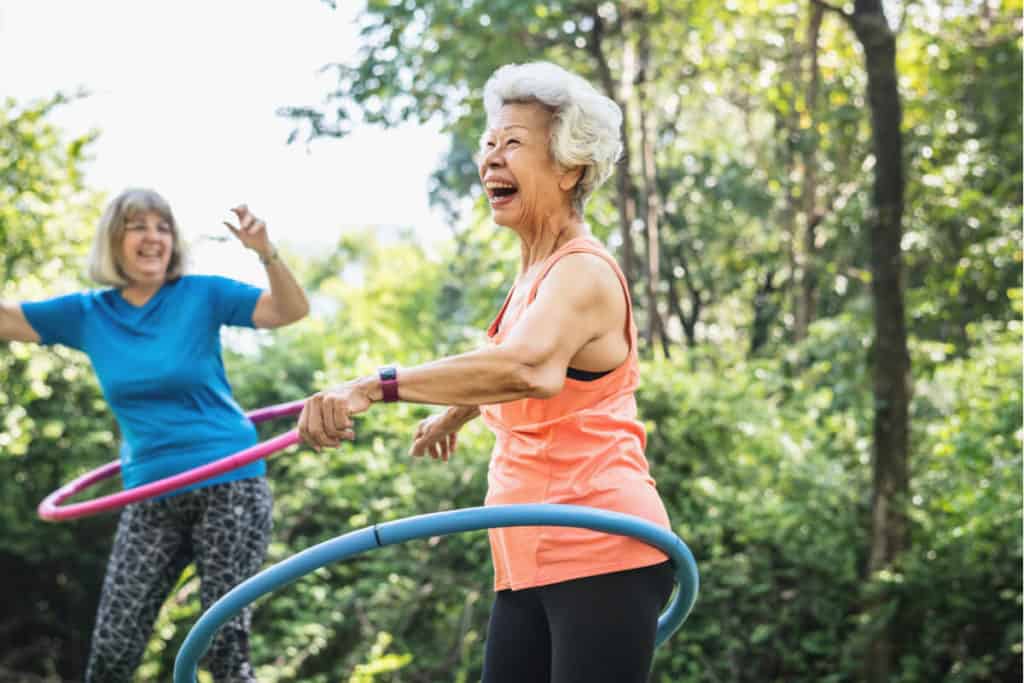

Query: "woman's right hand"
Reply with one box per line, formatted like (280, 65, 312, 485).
(409, 408, 475, 462)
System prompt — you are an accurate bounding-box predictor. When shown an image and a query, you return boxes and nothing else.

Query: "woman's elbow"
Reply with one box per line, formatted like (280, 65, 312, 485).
(280, 295, 310, 326)
(291, 299, 311, 323)
(259, 302, 309, 329)
(515, 363, 565, 399)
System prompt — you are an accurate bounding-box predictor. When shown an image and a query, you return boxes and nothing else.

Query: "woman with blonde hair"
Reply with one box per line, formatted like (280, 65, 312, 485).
(298, 61, 674, 683)
(0, 188, 309, 682)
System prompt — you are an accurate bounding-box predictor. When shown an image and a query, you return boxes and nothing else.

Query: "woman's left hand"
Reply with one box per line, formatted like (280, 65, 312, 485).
(224, 204, 273, 258)
(298, 382, 372, 450)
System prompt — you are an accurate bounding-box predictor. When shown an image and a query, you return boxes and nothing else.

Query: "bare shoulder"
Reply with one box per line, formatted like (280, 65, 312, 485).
(538, 251, 624, 311)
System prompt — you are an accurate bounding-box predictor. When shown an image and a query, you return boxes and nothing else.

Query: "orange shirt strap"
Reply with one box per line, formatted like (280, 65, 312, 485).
(524, 237, 636, 351)
(487, 286, 516, 338)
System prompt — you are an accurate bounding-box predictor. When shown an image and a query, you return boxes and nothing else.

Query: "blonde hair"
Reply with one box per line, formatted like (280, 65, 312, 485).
(87, 188, 187, 286)
(483, 62, 623, 211)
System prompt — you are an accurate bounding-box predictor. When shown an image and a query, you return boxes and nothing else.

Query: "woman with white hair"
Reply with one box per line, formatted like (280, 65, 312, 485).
(0, 188, 309, 682)
(298, 61, 673, 682)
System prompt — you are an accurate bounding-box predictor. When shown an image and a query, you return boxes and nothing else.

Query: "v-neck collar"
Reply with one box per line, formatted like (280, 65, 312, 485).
(114, 280, 173, 311)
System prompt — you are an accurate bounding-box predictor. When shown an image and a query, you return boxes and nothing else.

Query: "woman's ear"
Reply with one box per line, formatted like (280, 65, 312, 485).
(559, 166, 584, 193)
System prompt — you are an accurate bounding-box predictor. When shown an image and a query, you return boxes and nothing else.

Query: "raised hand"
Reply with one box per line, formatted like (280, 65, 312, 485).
(223, 204, 273, 259)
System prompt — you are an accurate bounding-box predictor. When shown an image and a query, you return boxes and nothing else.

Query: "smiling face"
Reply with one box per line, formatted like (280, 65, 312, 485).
(117, 210, 174, 287)
(478, 102, 581, 229)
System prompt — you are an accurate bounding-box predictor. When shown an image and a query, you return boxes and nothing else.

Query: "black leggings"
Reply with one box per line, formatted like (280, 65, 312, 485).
(482, 561, 675, 683)
(85, 477, 273, 683)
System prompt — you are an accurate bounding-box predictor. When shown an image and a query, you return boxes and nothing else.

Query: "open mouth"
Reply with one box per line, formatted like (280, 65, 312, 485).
(485, 180, 518, 205)
(136, 249, 166, 267)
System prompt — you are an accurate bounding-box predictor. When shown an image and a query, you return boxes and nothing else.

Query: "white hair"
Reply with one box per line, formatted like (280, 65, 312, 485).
(87, 188, 187, 287)
(483, 61, 623, 211)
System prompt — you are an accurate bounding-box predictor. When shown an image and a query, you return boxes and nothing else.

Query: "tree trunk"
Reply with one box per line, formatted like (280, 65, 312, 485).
(799, 3, 824, 336)
(663, 238, 703, 348)
(849, 2, 911, 680)
(750, 270, 778, 355)
(588, 11, 638, 291)
(636, 13, 671, 357)
(778, 20, 806, 342)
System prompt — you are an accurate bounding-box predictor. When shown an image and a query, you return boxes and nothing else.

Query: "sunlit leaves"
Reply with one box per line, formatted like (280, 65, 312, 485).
(0, 97, 111, 680)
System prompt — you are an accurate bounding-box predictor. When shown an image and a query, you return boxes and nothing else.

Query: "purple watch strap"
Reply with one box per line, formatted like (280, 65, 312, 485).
(379, 366, 399, 402)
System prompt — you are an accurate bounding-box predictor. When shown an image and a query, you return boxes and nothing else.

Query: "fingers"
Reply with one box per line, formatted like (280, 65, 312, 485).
(410, 429, 434, 458)
(298, 402, 313, 450)
(408, 418, 454, 463)
(309, 396, 334, 449)
(409, 417, 431, 457)
(228, 205, 267, 238)
(435, 432, 457, 463)
(231, 204, 250, 222)
(410, 431, 429, 458)
(322, 397, 341, 440)
(298, 392, 356, 451)
(227, 205, 250, 233)
(238, 216, 265, 235)
(298, 396, 321, 451)
(329, 396, 354, 436)
(305, 405, 454, 461)
(409, 424, 427, 457)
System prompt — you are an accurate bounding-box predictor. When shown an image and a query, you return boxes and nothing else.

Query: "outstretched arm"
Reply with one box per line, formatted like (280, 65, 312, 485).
(372, 252, 624, 406)
(0, 301, 40, 343)
(224, 205, 310, 329)
(300, 252, 627, 449)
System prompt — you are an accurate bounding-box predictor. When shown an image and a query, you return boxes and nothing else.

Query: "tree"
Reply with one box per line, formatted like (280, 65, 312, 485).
(0, 94, 107, 681)
(282, 1, 697, 354)
(812, 0, 911, 679)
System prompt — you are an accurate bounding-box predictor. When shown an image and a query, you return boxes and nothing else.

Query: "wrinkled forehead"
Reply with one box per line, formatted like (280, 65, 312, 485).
(483, 100, 555, 138)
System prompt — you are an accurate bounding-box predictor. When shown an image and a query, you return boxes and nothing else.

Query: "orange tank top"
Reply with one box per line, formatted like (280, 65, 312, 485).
(480, 236, 671, 591)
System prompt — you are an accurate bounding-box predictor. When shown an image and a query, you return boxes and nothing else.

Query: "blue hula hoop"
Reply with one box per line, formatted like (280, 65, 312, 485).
(173, 503, 700, 682)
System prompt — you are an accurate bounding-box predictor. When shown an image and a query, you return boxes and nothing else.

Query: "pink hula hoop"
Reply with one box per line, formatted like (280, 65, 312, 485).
(37, 399, 306, 522)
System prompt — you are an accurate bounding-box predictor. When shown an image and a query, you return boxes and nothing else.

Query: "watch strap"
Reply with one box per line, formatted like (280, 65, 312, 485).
(378, 365, 399, 402)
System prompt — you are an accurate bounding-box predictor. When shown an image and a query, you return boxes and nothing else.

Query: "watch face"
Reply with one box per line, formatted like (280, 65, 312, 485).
(379, 366, 397, 380)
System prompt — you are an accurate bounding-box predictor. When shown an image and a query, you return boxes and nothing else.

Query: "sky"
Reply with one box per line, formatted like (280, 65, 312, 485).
(0, 0, 454, 285)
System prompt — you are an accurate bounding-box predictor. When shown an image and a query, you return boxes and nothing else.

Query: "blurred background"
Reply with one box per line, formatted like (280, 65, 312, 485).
(1, 0, 1020, 681)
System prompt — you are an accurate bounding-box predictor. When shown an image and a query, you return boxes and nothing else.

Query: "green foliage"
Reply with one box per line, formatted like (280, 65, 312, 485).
(640, 320, 869, 682)
(0, 93, 100, 287)
(3, 227, 1020, 681)
(130, 242, 1020, 681)
(0, 95, 109, 680)
(900, 7, 1023, 347)
(2, 3, 1021, 681)
(891, 320, 1023, 682)
(287, 0, 1021, 357)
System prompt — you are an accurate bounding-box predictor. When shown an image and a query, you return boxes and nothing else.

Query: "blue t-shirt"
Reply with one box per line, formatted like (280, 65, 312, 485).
(21, 275, 264, 492)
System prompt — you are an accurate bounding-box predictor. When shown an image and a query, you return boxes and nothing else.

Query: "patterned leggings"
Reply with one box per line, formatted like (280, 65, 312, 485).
(85, 477, 273, 683)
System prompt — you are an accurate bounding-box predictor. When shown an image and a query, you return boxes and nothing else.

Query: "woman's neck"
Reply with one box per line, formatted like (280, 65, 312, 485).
(516, 211, 588, 275)
(119, 280, 164, 307)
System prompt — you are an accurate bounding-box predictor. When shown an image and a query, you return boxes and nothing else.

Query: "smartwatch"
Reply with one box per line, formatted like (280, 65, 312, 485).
(378, 365, 399, 402)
